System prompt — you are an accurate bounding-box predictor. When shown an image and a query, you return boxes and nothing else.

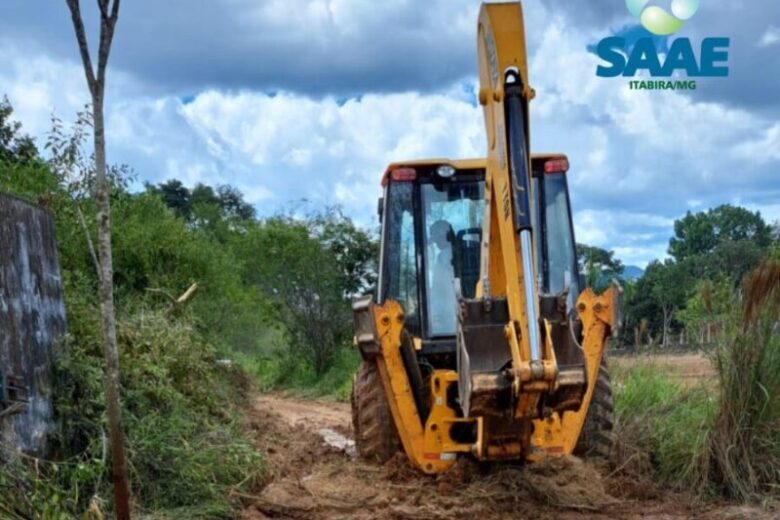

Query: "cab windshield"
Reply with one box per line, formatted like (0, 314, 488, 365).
(381, 166, 577, 338)
(421, 182, 484, 336)
(381, 177, 484, 338)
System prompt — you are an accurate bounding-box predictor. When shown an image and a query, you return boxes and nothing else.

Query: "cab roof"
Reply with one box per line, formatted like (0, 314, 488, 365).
(381, 154, 569, 185)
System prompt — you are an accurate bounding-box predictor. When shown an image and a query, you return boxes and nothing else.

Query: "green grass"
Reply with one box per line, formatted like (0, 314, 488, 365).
(613, 365, 716, 489)
(704, 260, 780, 502)
(236, 346, 359, 401)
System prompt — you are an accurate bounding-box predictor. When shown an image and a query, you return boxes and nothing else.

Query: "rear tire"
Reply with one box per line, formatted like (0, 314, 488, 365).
(574, 361, 615, 461)
(351, 360, 401, 463)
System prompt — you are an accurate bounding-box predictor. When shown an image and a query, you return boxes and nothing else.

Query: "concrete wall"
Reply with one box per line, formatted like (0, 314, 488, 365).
(0, 192, 66, 456)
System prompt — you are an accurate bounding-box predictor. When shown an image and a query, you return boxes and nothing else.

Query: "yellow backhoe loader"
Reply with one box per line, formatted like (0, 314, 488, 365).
(351, 2, 622, 474)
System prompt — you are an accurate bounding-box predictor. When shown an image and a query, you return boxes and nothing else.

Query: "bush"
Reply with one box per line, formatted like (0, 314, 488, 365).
(614, 257, 780, 504)
(1, 309, 263, 519)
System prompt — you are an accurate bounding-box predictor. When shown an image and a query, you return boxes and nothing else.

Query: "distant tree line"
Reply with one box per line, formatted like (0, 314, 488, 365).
(578, 205, 778, 349)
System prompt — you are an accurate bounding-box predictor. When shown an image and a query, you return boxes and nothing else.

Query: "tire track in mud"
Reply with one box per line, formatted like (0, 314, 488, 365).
(242, 393, 771, 520)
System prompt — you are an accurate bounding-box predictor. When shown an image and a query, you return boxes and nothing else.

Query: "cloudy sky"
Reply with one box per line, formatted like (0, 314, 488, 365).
(0, 0, 778, 267)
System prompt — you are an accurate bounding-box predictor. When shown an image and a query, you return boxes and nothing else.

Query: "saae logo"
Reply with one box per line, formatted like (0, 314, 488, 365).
(628, 0, 699, 36)
(596, 0, 730, 88)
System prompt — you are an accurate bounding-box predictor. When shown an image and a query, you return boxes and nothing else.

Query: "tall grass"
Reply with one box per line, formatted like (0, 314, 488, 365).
(613, 365, 715, 489)
(613, 258, 780, 504)
(703, 259, 780, 501)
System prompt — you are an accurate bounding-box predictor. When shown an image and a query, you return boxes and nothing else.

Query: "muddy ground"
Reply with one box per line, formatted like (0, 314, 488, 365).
(241, 393, 769, 520)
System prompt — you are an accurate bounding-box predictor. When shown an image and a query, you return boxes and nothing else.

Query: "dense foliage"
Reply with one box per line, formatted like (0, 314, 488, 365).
(0, 99, 375, 517)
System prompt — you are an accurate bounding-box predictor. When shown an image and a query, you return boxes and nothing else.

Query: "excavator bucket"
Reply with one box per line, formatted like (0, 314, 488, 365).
(457, 298, 512, 418)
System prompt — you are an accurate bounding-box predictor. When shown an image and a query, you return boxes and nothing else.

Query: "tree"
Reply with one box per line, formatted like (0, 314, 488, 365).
(244, 217, 351, 375)
(64, 1, 131, 518)
(677, 278, 732, 345)
(702, 239, 763, 286)
(0, 97, 37, 163)
(150, 180, 256, 240)
(669, 205, 773, 262)
(234, 210, 376, 376)
(641, 260, 691, 347)
(152, 179, 191, 218)
(576, 243, 624, 291)
(315, 208, 379, 295)
(216, 184, 255, 221)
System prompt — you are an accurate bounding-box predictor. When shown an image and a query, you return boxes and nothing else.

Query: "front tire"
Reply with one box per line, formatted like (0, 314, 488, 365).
(574, 361, 615, 461)
(351, 360, 401, 463)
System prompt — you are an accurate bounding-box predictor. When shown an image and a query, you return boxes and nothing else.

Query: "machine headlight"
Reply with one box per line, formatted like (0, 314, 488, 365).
(436, 165, 456, 178)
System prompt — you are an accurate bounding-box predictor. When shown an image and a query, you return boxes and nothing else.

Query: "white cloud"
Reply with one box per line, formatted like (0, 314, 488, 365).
(0, 1, 778, 269)
(733, 123, 780, 164)
(574, 209, 672, 267)
(177, 88, 483, 220)
(758, 25, 780, 48)
(0, 44, 85, 136)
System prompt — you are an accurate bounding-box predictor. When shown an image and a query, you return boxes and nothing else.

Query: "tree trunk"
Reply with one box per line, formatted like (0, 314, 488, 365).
(662, 306, 669, 348)
(93, 91, 132, 520)
(65, 1, 131, 517)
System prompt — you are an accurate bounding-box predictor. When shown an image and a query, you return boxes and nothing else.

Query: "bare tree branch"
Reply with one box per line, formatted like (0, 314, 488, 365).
(145, 287, 177, 304)
(76, 203, 101, 277)
(146, 283, 199, 317)
(97, 0, 109, 18)
(96, 0, 120, 89)
(65, 0, 97, 95)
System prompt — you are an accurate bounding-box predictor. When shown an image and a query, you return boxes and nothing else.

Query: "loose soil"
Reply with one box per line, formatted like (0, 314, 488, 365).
(242, 392, 772, 520)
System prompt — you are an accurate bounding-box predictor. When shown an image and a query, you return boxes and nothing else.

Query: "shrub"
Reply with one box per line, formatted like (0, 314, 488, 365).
(236, 346, 359, 401)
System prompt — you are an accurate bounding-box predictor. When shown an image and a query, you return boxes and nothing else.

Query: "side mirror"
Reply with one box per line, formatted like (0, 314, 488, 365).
(377, 197, 384, 222)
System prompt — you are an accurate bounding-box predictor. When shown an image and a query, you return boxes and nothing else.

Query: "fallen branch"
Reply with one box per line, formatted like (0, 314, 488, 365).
(146, 283, 199, 317)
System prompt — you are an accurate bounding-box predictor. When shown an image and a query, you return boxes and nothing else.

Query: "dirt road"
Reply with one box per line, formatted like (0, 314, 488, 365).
(242, 393, 767, 520)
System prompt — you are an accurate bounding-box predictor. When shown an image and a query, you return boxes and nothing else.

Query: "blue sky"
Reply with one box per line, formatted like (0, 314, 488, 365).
(0, 0, 778, 267)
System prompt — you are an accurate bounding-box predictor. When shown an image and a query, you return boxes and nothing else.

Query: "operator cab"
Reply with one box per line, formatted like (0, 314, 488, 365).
(377, 155, 580, 360)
